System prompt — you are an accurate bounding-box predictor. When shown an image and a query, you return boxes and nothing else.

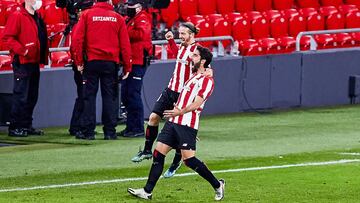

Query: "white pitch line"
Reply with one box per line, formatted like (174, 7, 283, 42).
(339, 152, 360, 156)
(0, 159, 359, 193)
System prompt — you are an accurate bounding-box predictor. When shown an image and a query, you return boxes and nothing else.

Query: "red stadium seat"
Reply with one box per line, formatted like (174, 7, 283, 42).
(307, 14, 325, 31)
(243, 11, 263, 21)
(235, 0, 254, 12)
(345, 0, 360, 7)
(212, 19, 232, 48)
(179, 0, 198, 20)
(289, 15, 307, 37)
(43, 3, 66, 25)
(277, 36, 296, 52)
(252, 17, 270, 39)
(273, 0, 294, 10)
(232, 19, 262, 56)
(299, 8, 318, 18)
(262, 10, 282, 21)
(296, 0, 320, 8)
(205, 14, 223, 24)
(196, 21, 213, 48)
(281, 9, 300, 19)
(186, 15, 205, 23)
(232, 19, 251, 41)
(270, 16, 288, 38)
(198, 0, 216, 15)
(48, 23, 67, 47)
(320, 0, 343, 7)
(332, 33, 354, 47)
(50, 51, 71, 67)
(305, 14, 335, 49)
(326, 13, 345, 29)
(254, 0, 272, 12)
(338, 4, 358, 15)
(251, 17, 280, 54)
(238, 39, 263, 56)
(216, 0, 235, 14)
(319, 6, 338, 17)
(314, 34, 335, 49)
(160, 0, 179, 27)
(270, 16, 296, 53)
(224, 12, 243, 24)
(345, 11, 360, 28)
(0, 55, 12, 71)
(350, 32, 360, 46)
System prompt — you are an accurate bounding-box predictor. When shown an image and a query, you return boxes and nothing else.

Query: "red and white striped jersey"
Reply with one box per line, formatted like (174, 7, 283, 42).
(169, 73, 215, 130)
(167, 42, 197, 93)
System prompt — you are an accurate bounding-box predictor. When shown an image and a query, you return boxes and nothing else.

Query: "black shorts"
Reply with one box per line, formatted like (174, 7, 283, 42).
(152, 88, 180, 118)
(157, 121, 198, 150)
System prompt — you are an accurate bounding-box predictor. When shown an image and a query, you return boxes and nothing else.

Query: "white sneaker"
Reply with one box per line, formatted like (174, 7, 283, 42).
(128, 188, 152, 200)
(214, 179, 225, 201)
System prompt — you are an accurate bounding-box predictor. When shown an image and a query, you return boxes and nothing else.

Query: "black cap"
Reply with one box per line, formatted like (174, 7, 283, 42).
(127, 0, 144, 5)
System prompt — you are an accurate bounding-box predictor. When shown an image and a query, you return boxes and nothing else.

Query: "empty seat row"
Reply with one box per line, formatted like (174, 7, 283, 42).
(160, 0, 360, 27)
(182, 9, 360, 55)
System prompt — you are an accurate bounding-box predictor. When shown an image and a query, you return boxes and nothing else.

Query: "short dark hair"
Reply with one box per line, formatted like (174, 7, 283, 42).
(197, 46, 212, 68)
(180, 22, 200, 35)
(97, 0, 108, 2)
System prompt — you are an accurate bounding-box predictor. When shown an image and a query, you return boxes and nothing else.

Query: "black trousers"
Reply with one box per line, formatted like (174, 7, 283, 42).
(121, 65, 146, 133)
(81, 60, 119, 137)
(9, 63, 40, 129)
(69, 66, 84, 133)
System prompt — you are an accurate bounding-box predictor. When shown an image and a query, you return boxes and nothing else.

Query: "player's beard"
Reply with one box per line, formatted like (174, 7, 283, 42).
(181, 36, 191, 46)
(191, 61, 201, 73)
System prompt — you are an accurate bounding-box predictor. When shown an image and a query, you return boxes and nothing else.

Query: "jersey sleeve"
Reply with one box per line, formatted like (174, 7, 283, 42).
(197, 77, 214, 100)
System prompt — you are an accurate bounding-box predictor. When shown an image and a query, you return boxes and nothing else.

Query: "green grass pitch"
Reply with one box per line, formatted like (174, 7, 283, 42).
(1, 105, 360, 202)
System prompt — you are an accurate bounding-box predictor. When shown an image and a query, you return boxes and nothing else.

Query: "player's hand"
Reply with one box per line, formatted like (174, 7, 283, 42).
(163, 103, 182, 118)
(165, 31, 174, 40)
(203, 68, 213, 77)
(122, 72, 130, 80)
(77, 65, 84, 74)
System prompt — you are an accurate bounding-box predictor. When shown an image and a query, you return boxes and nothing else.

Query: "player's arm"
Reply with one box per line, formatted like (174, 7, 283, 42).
(165, 31, 179, 56)
(163, 96, 204, 118)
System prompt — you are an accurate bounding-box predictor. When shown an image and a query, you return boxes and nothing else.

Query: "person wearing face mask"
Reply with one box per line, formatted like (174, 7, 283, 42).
(72, 0, 132, 140)
(2, 0, 48, 137)
(117, 0, 152, 138)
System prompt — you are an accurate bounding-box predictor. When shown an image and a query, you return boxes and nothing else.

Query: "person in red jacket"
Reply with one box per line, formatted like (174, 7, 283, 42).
(2, 0, 48, 137)
(72, 0, 132, 140)
(117, 0, 152, 138)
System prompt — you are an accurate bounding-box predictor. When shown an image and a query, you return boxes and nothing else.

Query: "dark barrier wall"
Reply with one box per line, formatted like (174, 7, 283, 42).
(0, 49, 359, 127)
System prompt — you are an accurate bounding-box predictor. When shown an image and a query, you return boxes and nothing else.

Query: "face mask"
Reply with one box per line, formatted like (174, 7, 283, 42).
(32, 0, 42, 11)
(127, 7, 136, 18)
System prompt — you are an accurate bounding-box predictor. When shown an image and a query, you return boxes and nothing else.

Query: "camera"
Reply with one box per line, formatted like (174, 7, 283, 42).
(56, 0, 95, 35)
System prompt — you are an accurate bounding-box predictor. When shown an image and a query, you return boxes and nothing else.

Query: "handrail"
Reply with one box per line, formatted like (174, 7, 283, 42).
(295, 28, 360, 52)
(0, 36, 239, 66)
(152, 36, 235, 45)
(0, 47, 70, 55)
(153, 35, 238, 59)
